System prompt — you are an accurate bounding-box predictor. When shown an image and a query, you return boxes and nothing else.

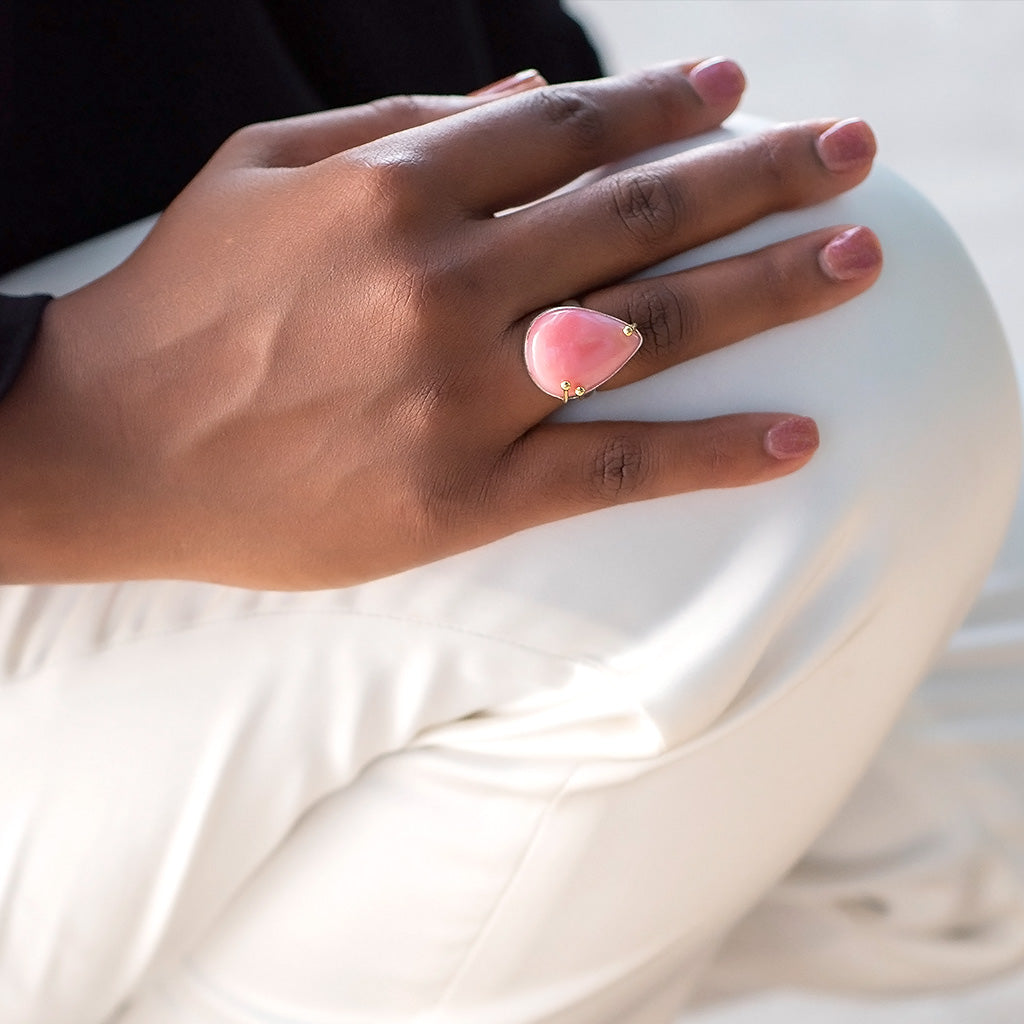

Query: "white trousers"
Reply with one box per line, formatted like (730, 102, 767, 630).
(1, 116, 1022, 1024)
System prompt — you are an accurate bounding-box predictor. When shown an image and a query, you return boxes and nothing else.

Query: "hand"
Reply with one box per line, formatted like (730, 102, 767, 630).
(0, 59, 880, 588)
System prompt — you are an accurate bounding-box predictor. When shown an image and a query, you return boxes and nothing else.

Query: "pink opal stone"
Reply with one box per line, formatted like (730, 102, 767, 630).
(524, 307, 643, 401)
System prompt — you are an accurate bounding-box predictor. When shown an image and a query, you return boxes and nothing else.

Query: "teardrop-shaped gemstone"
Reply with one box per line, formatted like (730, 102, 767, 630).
(524, 306, 643, 400)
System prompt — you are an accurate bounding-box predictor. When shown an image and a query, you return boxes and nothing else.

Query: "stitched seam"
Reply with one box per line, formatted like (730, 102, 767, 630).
(3, 606, 606, 685)
(422, 763, 582, 1019)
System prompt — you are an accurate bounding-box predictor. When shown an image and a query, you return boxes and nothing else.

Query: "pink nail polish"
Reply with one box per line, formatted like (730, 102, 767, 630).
(819, 226, 883, 281)
(764, 417, 819, 460)
(689, 57, 746, 105)
(469, 68, 545, 97)
(816, 118, 876, 172)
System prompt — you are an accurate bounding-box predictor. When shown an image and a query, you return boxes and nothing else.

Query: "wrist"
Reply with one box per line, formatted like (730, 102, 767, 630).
(0, 291, 158, 582)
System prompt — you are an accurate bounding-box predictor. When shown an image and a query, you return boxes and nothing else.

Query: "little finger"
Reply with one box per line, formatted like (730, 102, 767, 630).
(487, 414, 819, 528)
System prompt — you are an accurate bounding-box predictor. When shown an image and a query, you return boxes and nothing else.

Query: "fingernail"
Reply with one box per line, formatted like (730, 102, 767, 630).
(689, 57, 746, 105)
(819, 226, 883, 281)
(764, 416, 819, 460)
(816, 118, 876, 172)
(469, 68, 546, 97)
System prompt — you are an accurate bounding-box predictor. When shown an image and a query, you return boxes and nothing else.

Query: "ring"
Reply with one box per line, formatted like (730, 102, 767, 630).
(524, 306, 643, 403)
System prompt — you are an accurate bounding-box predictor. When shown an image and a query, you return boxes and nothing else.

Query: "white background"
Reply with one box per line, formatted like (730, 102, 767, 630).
(569, 0, 1024, 377)
(567, 3, 1024, 1020)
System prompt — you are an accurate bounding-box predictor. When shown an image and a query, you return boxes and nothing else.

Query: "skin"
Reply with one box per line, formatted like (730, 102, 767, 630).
(0, 60, 880, 589)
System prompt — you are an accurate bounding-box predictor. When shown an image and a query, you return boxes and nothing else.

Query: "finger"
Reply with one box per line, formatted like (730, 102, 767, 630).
(502, 117, 877, 307)
(487, 414, 819, 527)
(220, 79, 545, 169)
(468, 68, 548, 97)
(374, 58, 746, 214)
(574, 225, 882, 388)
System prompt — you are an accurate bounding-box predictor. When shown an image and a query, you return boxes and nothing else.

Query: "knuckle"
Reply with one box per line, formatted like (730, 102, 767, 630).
(758, 251, 799, 310)
(748, 132, 790, 197)
(403, 361, 479, 427)
(368, 93, 424, 129)
(354, 152, 432, 224)
(417, 249, 486, 309)
(697, 423, 737, 477)
(535, 86, 608, 151)
(608, 169, 685, 248)
(588, 434, 651, 504)
(402, 477, 451, 553)
(364, 152, 428, 197)
(222, 120, 274, 155)
(628, 68, 689, 129)
(411, 455, 492, 542)
(627, 283, 703, 361)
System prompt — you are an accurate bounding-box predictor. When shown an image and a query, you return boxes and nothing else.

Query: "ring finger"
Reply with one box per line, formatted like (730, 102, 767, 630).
(513, 224, 882, 406)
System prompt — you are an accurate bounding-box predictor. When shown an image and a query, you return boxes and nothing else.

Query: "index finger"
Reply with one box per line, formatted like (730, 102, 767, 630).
(356, 58, 747, 215)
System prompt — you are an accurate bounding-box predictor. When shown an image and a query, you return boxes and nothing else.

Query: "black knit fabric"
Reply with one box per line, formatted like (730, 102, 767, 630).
(0, 1, 602, 399)
(1, 0, 601, 273)
(0, 295, 51, 398)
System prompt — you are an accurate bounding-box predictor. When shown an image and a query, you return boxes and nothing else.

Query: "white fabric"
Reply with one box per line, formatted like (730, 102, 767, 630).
(1, 115, 1022, 1023)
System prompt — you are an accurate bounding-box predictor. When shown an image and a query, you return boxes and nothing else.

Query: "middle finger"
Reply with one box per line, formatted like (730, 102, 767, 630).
(499, 118, 877, 310)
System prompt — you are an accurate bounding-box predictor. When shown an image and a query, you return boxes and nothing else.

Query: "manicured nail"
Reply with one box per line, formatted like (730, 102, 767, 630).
(469, 68, 546, 97)
(689, 57, 746, 105)
(816, 118, 876, 172)
(764, 416, 819, 460)
(819, 226, 883, 281)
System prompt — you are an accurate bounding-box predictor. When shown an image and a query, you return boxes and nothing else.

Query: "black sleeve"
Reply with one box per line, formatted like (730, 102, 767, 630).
(0, 294, 52, 400)
(0, 0, 599, 398)
(2, 0, 602, 274)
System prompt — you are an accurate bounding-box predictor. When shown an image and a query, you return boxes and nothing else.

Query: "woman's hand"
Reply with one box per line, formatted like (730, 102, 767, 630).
(0, 59, 880, 588)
